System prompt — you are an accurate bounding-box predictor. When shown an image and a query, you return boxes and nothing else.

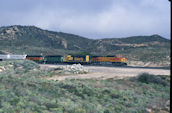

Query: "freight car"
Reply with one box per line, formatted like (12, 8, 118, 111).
(63, 55, 90, 64)
(0, 54, 26, 60)
(44, 55, 63, 64)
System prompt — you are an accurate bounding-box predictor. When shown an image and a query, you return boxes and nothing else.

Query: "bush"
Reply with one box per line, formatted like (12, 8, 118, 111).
(0, 60, 170, 113)
(137, 73, 167, 85)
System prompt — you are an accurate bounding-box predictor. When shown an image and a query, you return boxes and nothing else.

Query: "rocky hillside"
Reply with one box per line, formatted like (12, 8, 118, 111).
(0, 25, 170, 67)
(0, 25, 93, 55)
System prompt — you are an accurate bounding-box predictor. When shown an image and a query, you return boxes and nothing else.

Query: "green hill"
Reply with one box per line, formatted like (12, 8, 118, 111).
(0, 25, 170, 66)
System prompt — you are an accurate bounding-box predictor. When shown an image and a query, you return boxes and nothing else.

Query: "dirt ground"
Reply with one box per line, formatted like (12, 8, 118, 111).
(40, 64, 170, 81)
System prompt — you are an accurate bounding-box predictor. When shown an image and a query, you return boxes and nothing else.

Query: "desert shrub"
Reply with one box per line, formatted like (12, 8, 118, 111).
(0, 60, 170, 113)
(0, 60, 40, 69)
(0, 60, 40, 75)
(0, 75, 170, 113)
(0, 60, 54, 78)
(137, 73, 168, 86)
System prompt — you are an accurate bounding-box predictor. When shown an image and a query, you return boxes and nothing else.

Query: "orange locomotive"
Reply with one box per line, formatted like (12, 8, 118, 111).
(26, 55, 44, 63)
(91, 55, 127, 66)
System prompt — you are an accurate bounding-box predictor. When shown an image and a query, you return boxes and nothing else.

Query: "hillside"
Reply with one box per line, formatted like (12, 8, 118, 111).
(91, 35, 170, 67)
(0, 25, 93, 55)
(0, 25, 170, 66)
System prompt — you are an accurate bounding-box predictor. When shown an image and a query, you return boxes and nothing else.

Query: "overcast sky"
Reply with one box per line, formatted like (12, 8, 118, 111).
(0, 0, 170, 39)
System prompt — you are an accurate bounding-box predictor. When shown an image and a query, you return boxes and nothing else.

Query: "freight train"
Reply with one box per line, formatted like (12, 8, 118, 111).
(0, 54, 127, 66)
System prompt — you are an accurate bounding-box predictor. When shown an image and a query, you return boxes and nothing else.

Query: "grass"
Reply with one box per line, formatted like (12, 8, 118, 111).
(0, 60, 170, 113)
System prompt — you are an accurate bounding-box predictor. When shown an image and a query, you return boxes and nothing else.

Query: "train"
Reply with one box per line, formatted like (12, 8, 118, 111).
(0, 54, 127, 66)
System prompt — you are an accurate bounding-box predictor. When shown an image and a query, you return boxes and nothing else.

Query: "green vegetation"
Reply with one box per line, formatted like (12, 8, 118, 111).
(137, 73, 169, 86)
(0, 60, 170, 113)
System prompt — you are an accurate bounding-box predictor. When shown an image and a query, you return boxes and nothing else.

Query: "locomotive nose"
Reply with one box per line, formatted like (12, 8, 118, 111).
(122, 58, 127, 63)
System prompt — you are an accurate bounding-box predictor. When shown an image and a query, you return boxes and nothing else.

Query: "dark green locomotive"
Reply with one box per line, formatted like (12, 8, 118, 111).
(44, 55, 63, 64)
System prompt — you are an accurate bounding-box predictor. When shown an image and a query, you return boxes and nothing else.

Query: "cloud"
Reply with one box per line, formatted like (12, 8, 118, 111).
(0, 0, 170, 39)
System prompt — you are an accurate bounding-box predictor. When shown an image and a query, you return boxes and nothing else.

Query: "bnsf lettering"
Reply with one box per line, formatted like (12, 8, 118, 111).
(74, 57, 83, 61)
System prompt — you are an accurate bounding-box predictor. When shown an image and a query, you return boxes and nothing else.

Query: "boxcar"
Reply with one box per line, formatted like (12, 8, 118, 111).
(26, 55, 44, 63)
(63, 55, 90, 64)
(44, 55, 63, 64)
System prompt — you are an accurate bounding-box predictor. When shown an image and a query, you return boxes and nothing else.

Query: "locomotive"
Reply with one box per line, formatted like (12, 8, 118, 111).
(0, 54, 127, 66)
(91, 55, 127, 66)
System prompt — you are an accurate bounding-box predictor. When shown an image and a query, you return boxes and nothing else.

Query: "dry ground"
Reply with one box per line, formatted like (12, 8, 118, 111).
(40, 64, 170, 81)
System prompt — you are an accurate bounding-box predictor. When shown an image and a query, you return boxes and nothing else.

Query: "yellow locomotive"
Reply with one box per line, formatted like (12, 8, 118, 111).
(63, 55, 90, 64)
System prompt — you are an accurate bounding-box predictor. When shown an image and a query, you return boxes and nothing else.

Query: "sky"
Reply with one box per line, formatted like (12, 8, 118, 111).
(0, 0, 170, 39)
